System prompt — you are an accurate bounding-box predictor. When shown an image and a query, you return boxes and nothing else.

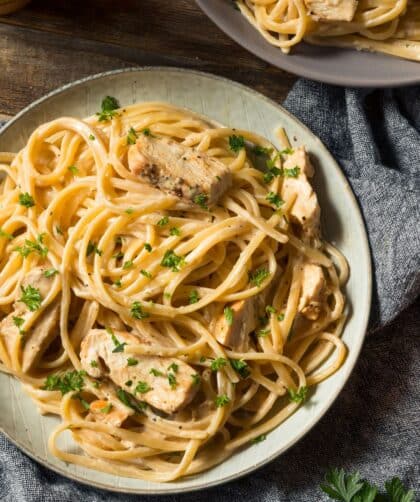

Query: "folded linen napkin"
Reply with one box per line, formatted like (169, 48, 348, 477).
(0, 81, 419, 501)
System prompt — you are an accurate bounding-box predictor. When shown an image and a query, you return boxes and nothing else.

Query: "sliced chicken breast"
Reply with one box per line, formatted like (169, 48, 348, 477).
(305, 0, 358, 22)
(298, 263, 326, 320)
(127, 135, 232, 207)
(0, 268, 59, 372)
(80, 329, 199, 414)
(282, 147, 320, 238)
(215, 269, 281, 351)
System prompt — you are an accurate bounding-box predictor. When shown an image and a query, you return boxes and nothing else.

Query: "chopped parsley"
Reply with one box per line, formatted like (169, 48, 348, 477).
(144, 243, 152, 252)
(160, 249, 185, 272)
(142, 128, 154, 137)
(130, 301, 150, 320)
(230, 359, 250, 378)
(193, 193, 208, 210)
(280, 148, 294, 155)
(113, 251, 124, 260)
(263, 164, 282, 184)
(228, 134, 245, 152)
(266, 191, 284, 208)
(265, 305, 276, 315)
(123, 260, 133, 270)
(90, 360, 98, 368)
(100, 403, 113, 414)
(257, 328, 270, 338)
(169, 227, 181, 236)
(127, 357, 138, 366)
(163, 292, 172, 299)
(168, 372, 177, 389)
(20, 285, 42, 311)
(210, 357, 228, 372)
(140, 269, 152, 278)
(43, 370, 86, 395)
(18, 192, 35, 208)
(191, 373, 201, 385)
(55, 226, 63, 235)
(277, 313, 285, 321)
(44, 268, 59, 278)
(114, 279, 122, 287)
(284, 166, 300, 178)
(125, 207, 134, 215)
(150, 368, 163, 377)
(125, 380, 132, 387)
(116, 388, 147, 413)
(12, 316, 25, 335)
(109, 329, 127, 353)
(127, 127, 138, 145)
(249, 267, 270, 287)
(88, 134, 95, 141)
(135, 381, 152, 394)
(224, 306, 234, 326)
(188, 289, 200, 304)
(97, 95, 120, 122)
(86, 241, 102, 257)
(215, 394, 230, 407)
(68, 165, 79, 175)
(251, 434, 267, 444)
(14, 234, 48, 259)
(157, 216, 169, 227)
(168, 362, 179, 373)
(288, 386, 308, 403)
(252, 145, 272, 156)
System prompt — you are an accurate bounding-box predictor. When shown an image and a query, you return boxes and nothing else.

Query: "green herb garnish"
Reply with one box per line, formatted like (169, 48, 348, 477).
(160, 249, 185, 272)
(210, 357, 227, 372)
(130, 301, 150, 320)
(20, 285, 42, 311)
(229, 134, 245, 152)
(97, 95, 120, 122)
(249, 267, 270, 287)
(215, 394, 230, 407)
(230, 359, 250, 378)
(287, 386, 308, 403)
(18, 192, 35, 208)
(188, 290, 200, 304)
(127, 127, 138, 145)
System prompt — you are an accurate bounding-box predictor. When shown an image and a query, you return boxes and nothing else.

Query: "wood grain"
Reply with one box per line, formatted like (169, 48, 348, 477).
(0, 0, 296, 116)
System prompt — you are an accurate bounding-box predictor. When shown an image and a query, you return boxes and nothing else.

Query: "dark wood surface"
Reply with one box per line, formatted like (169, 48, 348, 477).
(0, 0, 297, 120)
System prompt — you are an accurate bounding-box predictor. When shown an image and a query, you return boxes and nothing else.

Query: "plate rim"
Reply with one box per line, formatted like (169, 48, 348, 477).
(195, 0, 420, 88)
(0, 66, 372, 495)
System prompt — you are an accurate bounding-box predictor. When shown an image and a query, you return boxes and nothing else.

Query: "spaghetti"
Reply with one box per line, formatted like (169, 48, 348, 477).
(237, 0, 420, 61)
(0, 100, 348, 481)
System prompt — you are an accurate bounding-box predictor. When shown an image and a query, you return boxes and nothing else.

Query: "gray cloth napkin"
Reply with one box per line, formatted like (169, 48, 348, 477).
(0, 81, 419, 501)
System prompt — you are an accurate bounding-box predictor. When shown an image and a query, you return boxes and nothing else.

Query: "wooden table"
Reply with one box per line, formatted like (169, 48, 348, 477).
(0, 0, 297, 121)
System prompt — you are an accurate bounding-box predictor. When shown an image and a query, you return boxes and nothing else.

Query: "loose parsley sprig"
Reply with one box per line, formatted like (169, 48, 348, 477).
(20, 285, 42, 311)
(320, 469, 415, 502)
(97, 96, 120, 122)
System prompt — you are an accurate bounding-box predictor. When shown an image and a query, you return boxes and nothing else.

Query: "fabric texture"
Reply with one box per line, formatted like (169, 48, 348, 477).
(0, 81, 419, 501)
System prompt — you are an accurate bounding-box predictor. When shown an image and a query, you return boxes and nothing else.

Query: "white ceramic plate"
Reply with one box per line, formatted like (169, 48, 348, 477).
(0, 68, 372, 495)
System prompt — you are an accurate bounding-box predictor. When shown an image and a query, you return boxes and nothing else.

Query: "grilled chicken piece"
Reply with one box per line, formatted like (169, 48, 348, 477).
(87, 399, 130, 427)
(305, 0, 358, 22)
(215, 269, 281, 351)
(298, 263, 326, 320)
(0, 268, 59, 372)
(215, 299, 256, 352)
(282, 147, 320, 238)
(80, 329, 199, 414)
(127, 135, 232, 207)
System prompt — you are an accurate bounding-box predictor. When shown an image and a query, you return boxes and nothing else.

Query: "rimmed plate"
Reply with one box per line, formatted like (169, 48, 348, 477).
(196, 0, 420, 88)
(0, 67, 371, 494)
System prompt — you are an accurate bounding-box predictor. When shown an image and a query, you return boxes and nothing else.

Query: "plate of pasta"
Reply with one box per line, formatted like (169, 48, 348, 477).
(196, 0, 420, 87)
(0, 68, 371, 494)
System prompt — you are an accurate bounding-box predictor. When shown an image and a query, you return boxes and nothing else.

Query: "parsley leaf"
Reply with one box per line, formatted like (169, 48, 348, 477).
(14, 234, 48, 259)
(266, 191, 284, 208)
(43, 370, 86, 395)
(97, 96, 120, 122)
(230, 359, 250, 378)
(109, 329, 127, 353)
(123, 260, 133, 270)
(251, 434, 267, 444)
(127, 127, 138, 145)
(0, 228, 13, 240)
(140, 269, 152, 278)
(142, 128, 154, 137)
(135, 381, 152, 394)
(224, 306, 234, 326)
(20, 285, 42, 311)
(169, 227, 181, 236)
(287, 386, 308, 403)
(284, 166, 300, 178)
(189, 289, 200, 304)
(86, 241, 102, 257)
(150, 368, 163, 377)
(229, 134, 245, 152)
(211, 357, 227, 372)
(320, 469, 365, 502)
(193, 193, 208, 210)
(168, 372, 177, 389)
(68, 165, 79, 175)
(44, 268, 59, 278)
(157, 216, 169, 227)
(249, 267, 270, 287)
(127, 357, 138, 366)
(18, 192, 35, 208)
(116, 388, 147, 413)
(252, 145, 272, 157)
(257, 328, 270, 338)
(12, 316, 25, 335)
(168, 362, 179, 373)
(160, 249, 185, 272)
(100, 402, 113, 414)
(130, 301, 150, 320)
(385, 478, 415, 502)
(191, 373, 201, 385)
(144, 243, 152, 252)
(215, 394, 230, 407)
